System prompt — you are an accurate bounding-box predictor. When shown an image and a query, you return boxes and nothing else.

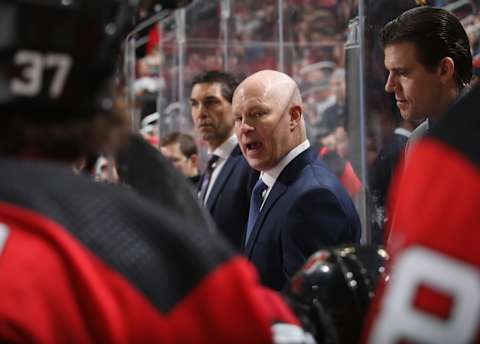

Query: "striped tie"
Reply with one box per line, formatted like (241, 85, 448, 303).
(245, 178, 268, 245)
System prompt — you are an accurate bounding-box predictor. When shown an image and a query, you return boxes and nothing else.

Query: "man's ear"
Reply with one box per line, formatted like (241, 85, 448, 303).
(438, 57, 455, 84)
(189, 154, 198, 168)
(289, 105, 302, 130)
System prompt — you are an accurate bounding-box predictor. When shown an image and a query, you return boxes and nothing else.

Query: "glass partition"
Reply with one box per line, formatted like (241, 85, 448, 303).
(125, 0, 480, 243)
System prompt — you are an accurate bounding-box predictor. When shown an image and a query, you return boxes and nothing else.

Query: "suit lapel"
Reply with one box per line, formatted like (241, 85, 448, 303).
(196, 173, 206, 194)
(245, 148, 316, 256)
(205, 145, 242, 210)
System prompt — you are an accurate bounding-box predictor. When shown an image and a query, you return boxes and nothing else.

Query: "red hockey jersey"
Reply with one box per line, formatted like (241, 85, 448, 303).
(364, 85, 480, 343)
(0, 159, 305, 343)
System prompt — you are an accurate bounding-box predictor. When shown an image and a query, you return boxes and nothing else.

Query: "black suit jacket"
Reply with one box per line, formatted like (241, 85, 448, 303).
(200, 145, 259, 249)
(369, 131, 409, 208)
(369, 130, 409, 244)
(244, 148, 361, 291)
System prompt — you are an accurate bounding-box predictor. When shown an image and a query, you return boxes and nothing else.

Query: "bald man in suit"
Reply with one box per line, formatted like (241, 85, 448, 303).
(233, 70, 361, 290)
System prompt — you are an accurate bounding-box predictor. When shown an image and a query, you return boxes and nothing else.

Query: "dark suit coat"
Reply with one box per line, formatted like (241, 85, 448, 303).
(244, 148, 361, 291)
(369, 131, 409, 208)
(369, 131, 409, 245)
(200, 145, 259, 250)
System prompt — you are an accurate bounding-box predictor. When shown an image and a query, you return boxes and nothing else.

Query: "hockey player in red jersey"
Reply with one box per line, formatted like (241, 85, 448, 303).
(0, 1, 313, 343)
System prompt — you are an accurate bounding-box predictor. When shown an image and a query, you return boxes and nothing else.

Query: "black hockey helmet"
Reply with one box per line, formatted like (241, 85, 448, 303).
(284, 245, 389, 344)
(0, 0, 190, 122)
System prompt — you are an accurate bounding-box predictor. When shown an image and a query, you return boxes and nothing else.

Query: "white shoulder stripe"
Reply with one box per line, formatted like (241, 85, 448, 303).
(0, 223, 10, 256)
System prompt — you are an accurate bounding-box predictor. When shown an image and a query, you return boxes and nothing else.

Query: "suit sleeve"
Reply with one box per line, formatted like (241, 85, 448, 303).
(280, 188, 355, 279)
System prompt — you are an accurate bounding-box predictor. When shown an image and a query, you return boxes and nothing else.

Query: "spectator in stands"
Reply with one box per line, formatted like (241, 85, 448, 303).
(322, 68, 347, 131)
(317, 127, 362, 200)
(159, 131, 200, 186)
(333, 125, 350, 160)
(94, 156, 120, 183)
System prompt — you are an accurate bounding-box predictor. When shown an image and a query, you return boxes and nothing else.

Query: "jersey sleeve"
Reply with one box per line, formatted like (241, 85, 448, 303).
(363, 139, 480, 343)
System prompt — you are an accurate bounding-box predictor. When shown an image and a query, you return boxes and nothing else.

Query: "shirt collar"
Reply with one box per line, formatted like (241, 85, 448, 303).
(261, 140, 310, 188)
(211, 134, 237, 160)
(394, 127, 412, 138)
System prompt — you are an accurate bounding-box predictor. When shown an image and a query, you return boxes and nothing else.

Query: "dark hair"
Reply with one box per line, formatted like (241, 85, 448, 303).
(381, 6, 472, 89)
(0, 98, 129, 160)
(160, 131, 198, 158)
(190, 71, 239, 103)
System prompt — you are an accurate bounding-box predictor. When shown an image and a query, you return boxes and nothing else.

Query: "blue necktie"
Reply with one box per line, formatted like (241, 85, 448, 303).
(199, 154, 219, 203)
(245, 178, 268, 245)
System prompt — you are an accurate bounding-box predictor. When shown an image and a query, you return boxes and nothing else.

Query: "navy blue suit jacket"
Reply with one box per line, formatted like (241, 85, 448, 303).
(201, 145, 259, 250)
(244, 148, 361, 291)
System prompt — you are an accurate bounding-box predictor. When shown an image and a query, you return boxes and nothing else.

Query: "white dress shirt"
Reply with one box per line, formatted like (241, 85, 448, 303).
(204, 134, 238, 204)
(258, 140, 311, 209)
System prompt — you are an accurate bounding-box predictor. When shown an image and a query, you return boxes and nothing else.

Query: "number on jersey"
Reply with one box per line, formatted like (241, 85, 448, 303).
(10, 50, 72, 98)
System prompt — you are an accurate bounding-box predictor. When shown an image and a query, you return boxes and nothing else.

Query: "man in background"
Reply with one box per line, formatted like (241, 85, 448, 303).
(322, 68, 347, 132)
(190, 71, 258, 249)
(160, 131, 200, 186)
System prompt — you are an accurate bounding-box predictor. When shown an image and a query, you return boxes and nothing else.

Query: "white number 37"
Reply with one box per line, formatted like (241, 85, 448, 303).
(11, 50, 72, 99)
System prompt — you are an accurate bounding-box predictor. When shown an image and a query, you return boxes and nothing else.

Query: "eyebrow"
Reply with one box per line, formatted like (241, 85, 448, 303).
(237, 103, 268, 114)
(387, 67, 409, 74)
(203, 95, 219, 101)
(190, 95, 219, 102)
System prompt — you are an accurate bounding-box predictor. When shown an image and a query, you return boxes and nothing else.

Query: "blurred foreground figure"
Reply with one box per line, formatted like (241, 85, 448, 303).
(364, 84, 480, 342)
(0, 1, 313, 342)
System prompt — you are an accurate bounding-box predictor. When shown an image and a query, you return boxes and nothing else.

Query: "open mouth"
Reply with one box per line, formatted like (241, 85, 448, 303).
(246, 142, 262, 151)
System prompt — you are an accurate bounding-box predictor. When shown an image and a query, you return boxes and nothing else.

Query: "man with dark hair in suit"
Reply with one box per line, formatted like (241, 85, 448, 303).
(381, 6, 472, 153)
(232, 70, 361, 291)
(190, 71, 258, 250)
(160, 131, 200, 186)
